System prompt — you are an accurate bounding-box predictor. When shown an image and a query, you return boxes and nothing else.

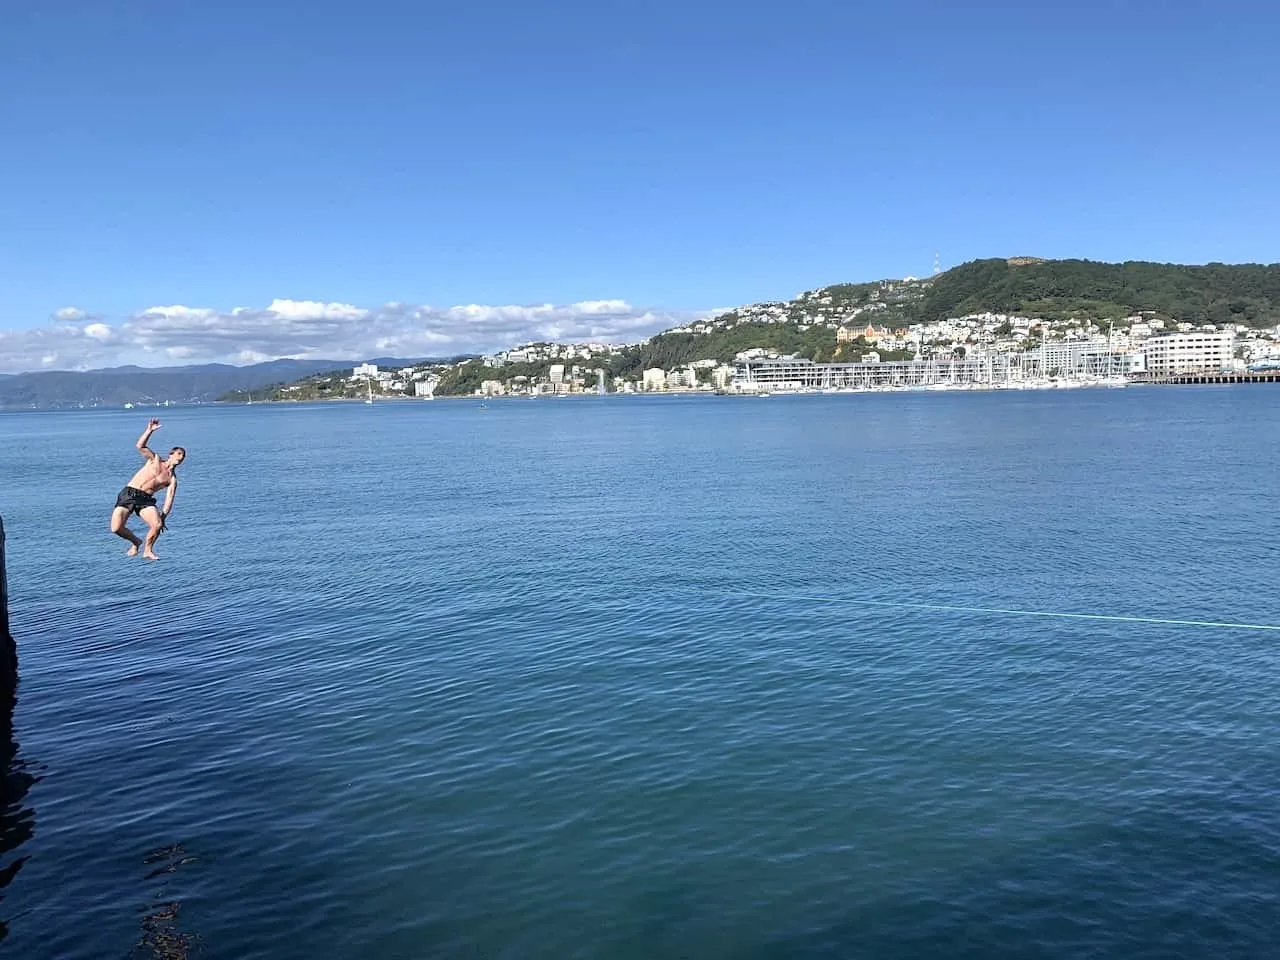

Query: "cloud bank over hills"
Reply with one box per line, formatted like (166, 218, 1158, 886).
(0, 297, 705, 374)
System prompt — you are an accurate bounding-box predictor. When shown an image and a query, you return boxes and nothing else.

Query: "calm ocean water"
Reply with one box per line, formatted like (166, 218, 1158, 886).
(1, 388, 1278, 958)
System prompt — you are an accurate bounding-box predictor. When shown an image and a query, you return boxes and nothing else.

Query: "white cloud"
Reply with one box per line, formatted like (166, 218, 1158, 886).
(265, 299, 369, 321)
(571, 299, 630, 314)
(0, 296, 704, 374)
(138, 305, 219, 321)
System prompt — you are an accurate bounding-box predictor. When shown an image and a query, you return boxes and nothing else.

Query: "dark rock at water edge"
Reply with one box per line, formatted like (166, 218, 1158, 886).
(0, 518, 11, 697)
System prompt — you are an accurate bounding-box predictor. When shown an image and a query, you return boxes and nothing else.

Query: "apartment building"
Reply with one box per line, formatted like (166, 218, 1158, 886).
(1142, 332, 1235, 377)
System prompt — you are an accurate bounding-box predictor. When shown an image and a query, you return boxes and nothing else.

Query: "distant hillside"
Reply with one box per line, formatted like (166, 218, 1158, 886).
(427, 257, 1280, 394)
(916, 257, 1280, 327)
(0, 357, 448, 408)
(615, 258, 1280, 373)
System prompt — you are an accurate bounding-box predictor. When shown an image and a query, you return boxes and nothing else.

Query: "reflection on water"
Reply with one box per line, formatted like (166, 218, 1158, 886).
(132, 844, 203, 959)
(5, 516, 203, 957)
(1, 517, 38, 949)
(0, 621, 38, 946)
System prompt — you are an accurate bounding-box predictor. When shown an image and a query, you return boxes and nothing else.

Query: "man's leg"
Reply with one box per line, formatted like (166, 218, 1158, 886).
(138, 506, 163, 560)
(110, 506, 142, 556)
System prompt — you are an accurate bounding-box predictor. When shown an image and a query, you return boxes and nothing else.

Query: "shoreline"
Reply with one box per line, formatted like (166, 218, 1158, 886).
(222, 372, 1280, 404)
(4, 376, 1276, 412)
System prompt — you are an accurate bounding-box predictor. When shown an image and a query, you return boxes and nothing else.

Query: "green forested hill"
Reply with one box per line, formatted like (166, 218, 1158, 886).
(916, 258, 1280, 327)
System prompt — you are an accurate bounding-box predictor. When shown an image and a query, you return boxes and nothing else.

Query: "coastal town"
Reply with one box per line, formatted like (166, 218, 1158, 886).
(281, 276, 1280, 400)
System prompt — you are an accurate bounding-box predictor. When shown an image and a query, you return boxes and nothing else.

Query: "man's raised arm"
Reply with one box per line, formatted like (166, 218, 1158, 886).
(136, 418, 161, 459)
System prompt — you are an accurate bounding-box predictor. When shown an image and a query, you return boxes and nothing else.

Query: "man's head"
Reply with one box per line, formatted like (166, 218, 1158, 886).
(168, 446, 187, 467)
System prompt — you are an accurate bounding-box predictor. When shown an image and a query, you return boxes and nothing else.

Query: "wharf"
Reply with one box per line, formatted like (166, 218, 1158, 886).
(1140, 371, 1280, 385)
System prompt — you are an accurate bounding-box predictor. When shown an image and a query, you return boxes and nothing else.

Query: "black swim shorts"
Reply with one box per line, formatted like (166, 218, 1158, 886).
(115, 485, 157, 515)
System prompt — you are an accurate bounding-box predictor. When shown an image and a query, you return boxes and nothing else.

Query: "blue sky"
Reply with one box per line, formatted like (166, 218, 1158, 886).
(1, 0, 1277, 370)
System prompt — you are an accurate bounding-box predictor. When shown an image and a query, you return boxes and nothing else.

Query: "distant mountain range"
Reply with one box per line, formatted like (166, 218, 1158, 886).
(0, 357, 460, 409)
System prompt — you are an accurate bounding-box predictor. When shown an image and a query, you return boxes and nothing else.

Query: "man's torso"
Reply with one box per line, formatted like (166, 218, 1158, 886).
(126, 459, 173, 494)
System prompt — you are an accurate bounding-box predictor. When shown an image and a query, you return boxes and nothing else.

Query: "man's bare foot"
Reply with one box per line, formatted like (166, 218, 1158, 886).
(127, 544, 139, 557)
(143, 550, 160, 561)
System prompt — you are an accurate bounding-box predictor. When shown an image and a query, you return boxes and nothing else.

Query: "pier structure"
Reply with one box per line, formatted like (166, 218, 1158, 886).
(1139, 370, 1280, 385)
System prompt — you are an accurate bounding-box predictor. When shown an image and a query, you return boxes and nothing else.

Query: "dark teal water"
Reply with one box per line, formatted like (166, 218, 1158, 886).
(1, 388, 1278, 959)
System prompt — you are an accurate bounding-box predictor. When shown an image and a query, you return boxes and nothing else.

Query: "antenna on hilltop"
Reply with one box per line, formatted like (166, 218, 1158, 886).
(933, 252, 941, 275)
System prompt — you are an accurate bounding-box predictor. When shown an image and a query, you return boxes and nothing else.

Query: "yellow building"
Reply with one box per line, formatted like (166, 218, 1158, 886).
(837, 321, 890, 344)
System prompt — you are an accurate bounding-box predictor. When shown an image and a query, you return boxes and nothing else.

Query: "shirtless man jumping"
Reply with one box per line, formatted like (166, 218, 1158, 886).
(110, 418, 186, 560)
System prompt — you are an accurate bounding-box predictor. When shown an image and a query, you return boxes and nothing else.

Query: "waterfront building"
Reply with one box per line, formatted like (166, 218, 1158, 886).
(1142, 332, 1235, 377)
(732, 355, 1029, 391)
(1026, 339, 1129, 377)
